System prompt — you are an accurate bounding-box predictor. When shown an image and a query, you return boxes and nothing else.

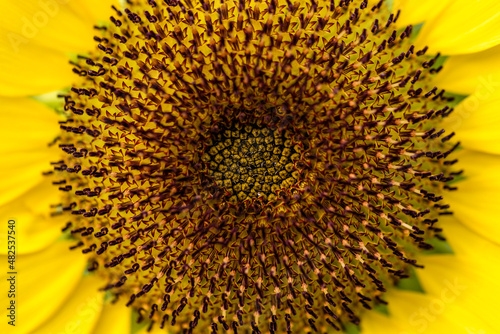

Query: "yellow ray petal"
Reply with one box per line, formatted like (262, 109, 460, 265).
(392, 0, 452, 28)
(93, 300, 132, 334)
(0, 149, 60, 207)
(34, 274, 104, 334)
(0, 241, 87, 334)
(446, 150, 500, 245)
(416, 217, 500, 332)
(442, 93, 500, 155)
(439, 216, 500, 264)
(0, 97, 60, 153)
(434, 44, 500, 95)
(415, 0, 500, 55)
(363, 276, 497, 333)
(0, 46, 75, 96)
(0, 97, 60, 206)
(0, 0, 97, 52)
(363, 215, 500, 333)
(361, 289, 475, 334)
(0, 0, 98, 96)
(68, 0, 120, 23)
(0, 179, 64, 255)
(361, 295, 409, 334)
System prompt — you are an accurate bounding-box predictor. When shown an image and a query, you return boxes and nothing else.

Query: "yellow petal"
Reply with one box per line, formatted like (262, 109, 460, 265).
(434, 44, 500, 95)
(442, 93, 500, 155)
(0, 0, 97, 52)
(93, 300, 132, 334)
(363, 215, 500, 333)
(0, 179, 64, 255)
(34, 274, 104, 334)
(0, 97, 60, 153)
(362, 289, 474, 334)
(446, 150, 500, 245)
(0, 241, 87, 333)
(0, 0, 97, 96)
(0, 46, 75, 96)
(364, 254, 499, 333)
(416, 0, 500, 55)
(0, 148, 60, 206)
(68, 0, 120, 23)
(416, 217, 500, 333)
(392, 0, 452, 28)
(0, 97, 60, 206)
(361, 292, 410, 334)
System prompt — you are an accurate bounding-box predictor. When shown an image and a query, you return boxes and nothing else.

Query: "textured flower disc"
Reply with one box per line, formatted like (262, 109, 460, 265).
(51, 0, 460, 332)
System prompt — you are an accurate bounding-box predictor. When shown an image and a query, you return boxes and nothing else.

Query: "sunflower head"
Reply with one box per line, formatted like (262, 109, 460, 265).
(52, 0, 458, 332)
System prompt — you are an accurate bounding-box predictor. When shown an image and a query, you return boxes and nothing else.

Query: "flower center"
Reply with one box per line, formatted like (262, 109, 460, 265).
(202, 117, 300, 202)
(51, 0, 460, 333)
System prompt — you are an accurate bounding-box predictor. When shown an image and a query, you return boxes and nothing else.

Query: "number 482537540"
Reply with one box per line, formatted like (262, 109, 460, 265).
(7, 220, 15, 269)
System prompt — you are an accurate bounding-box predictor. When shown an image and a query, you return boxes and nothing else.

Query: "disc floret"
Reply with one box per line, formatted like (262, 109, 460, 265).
(52, 0, 459, 332)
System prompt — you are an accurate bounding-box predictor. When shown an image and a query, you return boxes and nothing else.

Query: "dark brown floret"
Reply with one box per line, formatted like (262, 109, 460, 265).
(50, 0, 459, 333)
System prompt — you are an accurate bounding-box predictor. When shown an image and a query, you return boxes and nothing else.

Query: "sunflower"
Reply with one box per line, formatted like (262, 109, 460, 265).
(1, 0, 500, 333)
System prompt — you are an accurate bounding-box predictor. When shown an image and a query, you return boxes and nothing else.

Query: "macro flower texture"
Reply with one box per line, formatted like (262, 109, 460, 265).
(1, 0, 500, 333)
